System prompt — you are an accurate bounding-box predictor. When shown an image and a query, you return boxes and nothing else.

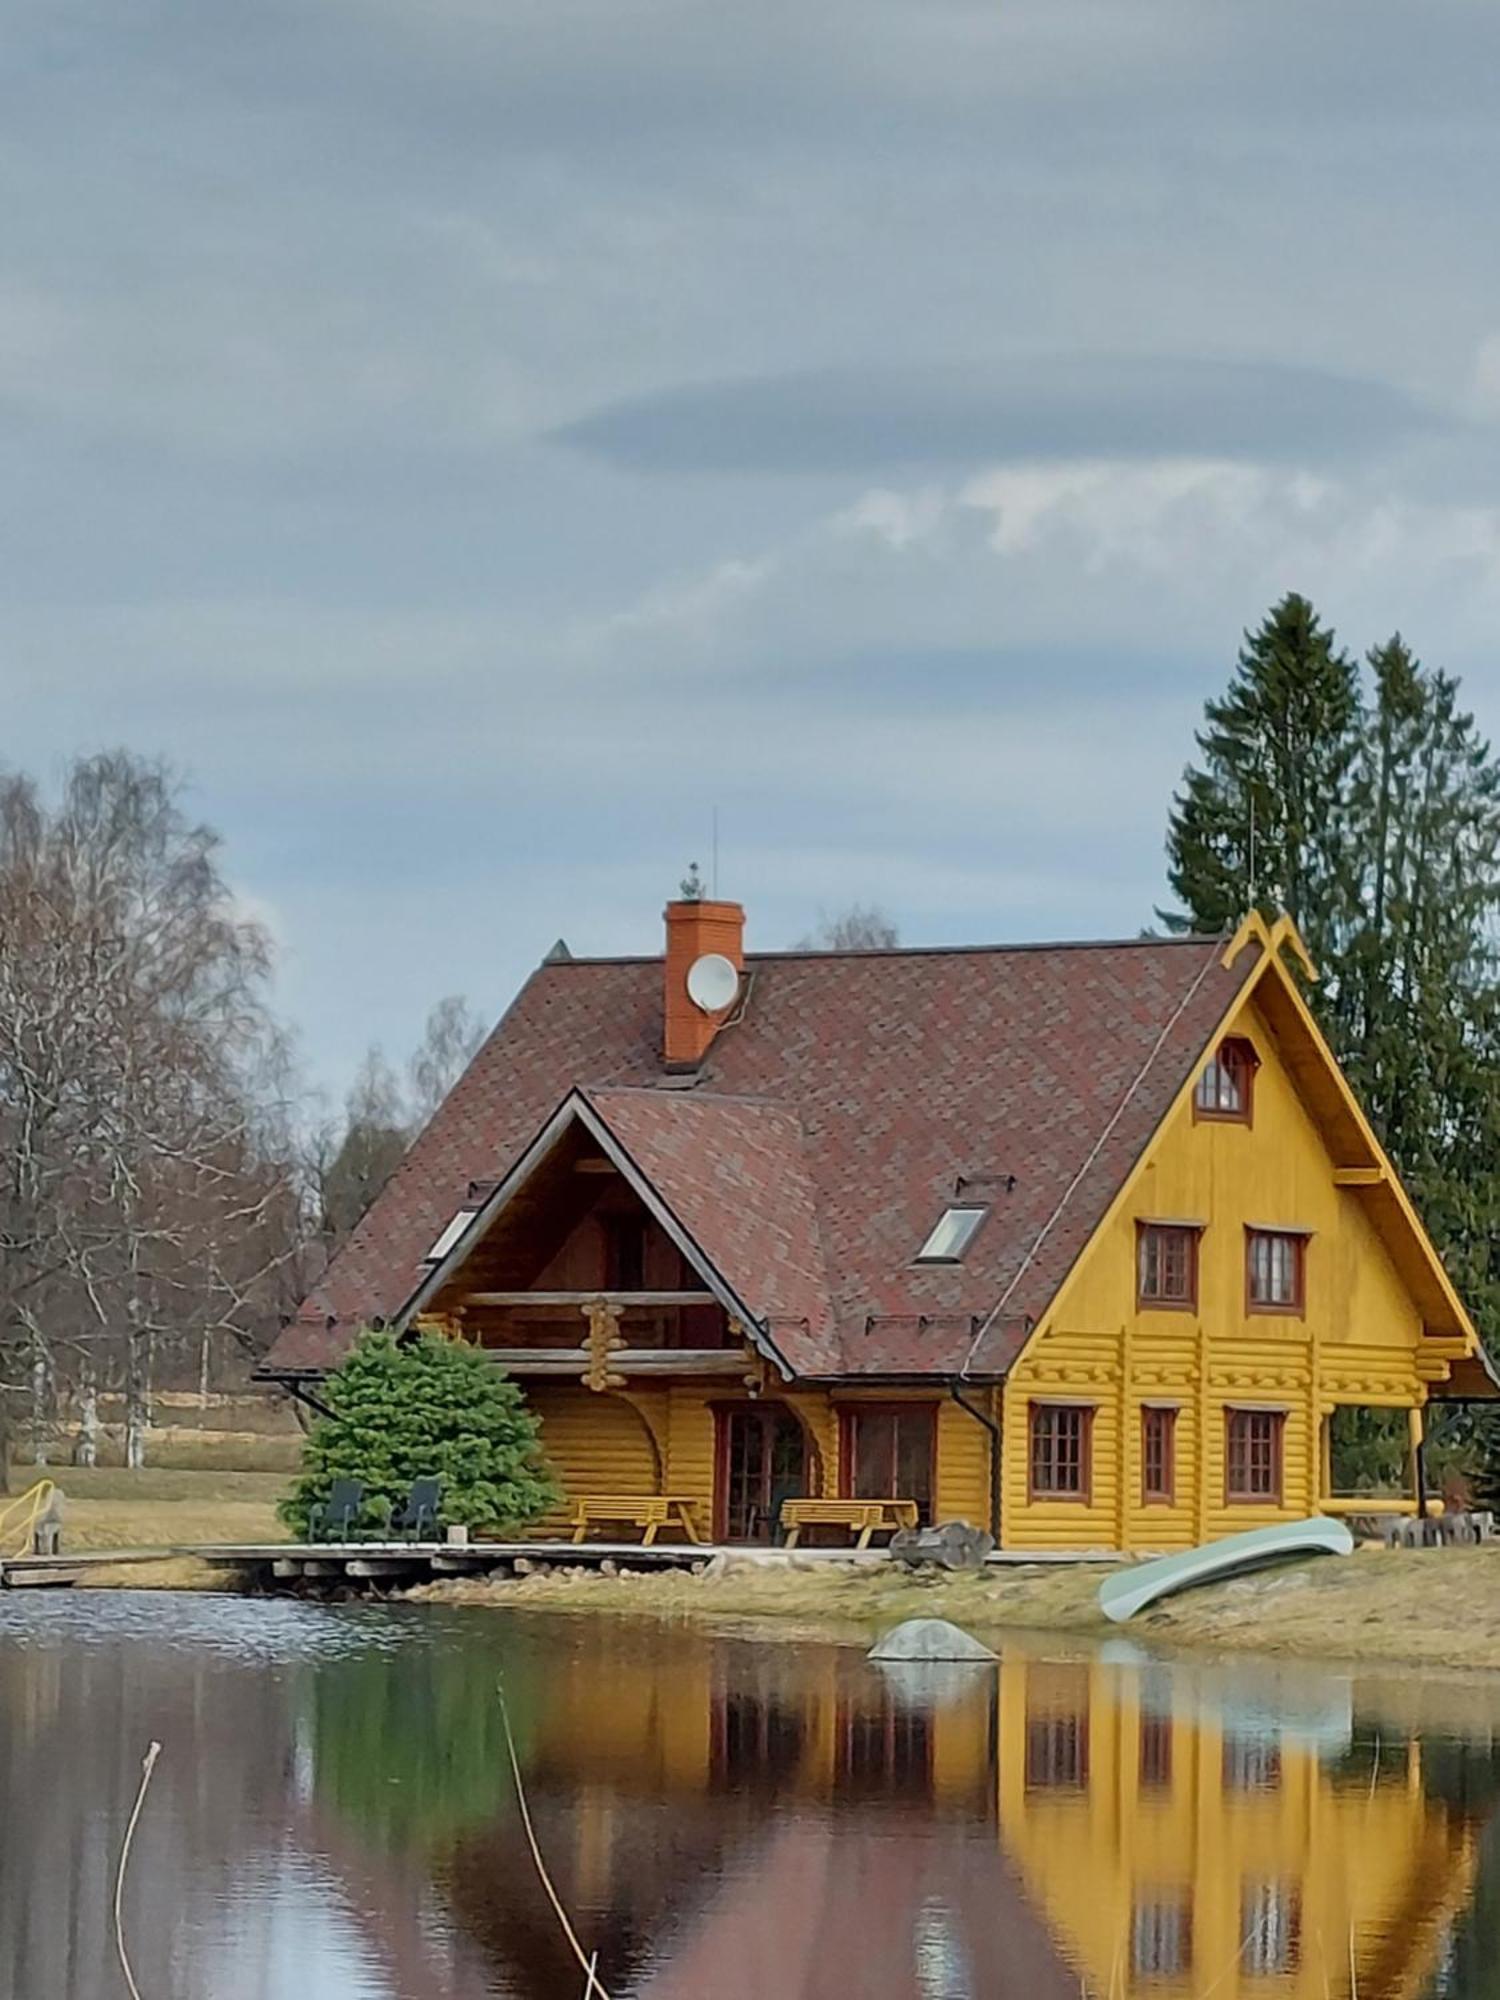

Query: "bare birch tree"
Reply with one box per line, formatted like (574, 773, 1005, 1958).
(0, 755, 302, 1481)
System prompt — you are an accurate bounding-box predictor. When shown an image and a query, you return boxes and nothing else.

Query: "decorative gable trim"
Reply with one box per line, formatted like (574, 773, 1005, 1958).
(394, 1088, 792, 1377)
(993, 915, 1483, 1383)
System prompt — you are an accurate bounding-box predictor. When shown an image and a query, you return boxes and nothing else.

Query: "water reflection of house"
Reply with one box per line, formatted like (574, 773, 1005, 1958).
(439, 1642, 1063, 1999)
(997, 1655, 1485, 2000)
(417, 1637, 1494, 2000)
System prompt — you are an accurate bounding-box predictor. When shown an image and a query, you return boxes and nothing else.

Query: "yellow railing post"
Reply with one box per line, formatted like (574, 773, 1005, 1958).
(0, 1478, 56, 1558)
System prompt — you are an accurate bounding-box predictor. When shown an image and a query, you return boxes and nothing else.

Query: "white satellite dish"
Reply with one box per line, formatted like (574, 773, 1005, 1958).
(686, 951, 739, 1014)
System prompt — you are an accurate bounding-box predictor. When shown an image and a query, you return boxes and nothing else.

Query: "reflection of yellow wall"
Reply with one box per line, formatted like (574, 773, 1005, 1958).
(525, 1637, 993, 1812)
(997, 1657, 1480, 2000)
(505, 1634, 1484, 2000)
(1003, 989, 1444, 1552)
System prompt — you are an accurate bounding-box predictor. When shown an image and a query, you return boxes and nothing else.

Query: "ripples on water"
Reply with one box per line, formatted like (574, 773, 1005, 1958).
(1, 1591, 1498, 1999)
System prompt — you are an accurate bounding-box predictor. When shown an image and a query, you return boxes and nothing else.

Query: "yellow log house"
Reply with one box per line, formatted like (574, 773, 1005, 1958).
(263, 897, 1496, 1550)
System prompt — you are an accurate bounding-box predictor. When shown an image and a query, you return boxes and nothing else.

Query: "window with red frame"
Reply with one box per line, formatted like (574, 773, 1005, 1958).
(1247, 1228, 1306, 1312)
(1142, 1406, 1176, 1504)
(1029, 1404, 1092, 1500)
(1226, 1408, 1283, 1502)
(1137, 1224, 1198, 1309)
(1194, 1036, 1257, 1123)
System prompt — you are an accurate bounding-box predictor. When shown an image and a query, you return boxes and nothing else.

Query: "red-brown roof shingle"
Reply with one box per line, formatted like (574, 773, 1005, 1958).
(264, 934, 1249, 1378)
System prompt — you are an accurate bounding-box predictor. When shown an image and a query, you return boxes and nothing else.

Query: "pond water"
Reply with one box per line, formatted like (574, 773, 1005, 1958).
(2, 1593, 1498, 1999)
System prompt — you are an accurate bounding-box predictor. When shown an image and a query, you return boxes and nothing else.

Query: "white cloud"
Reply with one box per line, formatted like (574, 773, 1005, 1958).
(834, 487, 950, 550)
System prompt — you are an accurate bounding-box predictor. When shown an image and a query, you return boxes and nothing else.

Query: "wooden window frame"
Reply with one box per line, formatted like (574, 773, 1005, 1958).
(1245, 1227, 1308, 1317)
(1225, 1407, 1285, 1506)
(1224, 1736, 1284, 1794)
(1241, 1879, 1301, 1977)
(1028, 1402, 1094, 1504)
(1024, 1708, 1091, 1791)
(1130, 1895, 1193, 1980)
(1141, 1405, 1177, 1506)
(1193, 1035, 1258, 1126)
(1136, 1222, 1200, 1312)
(837, 1402, 938, 1520)
(1138, 1712, 1174, 1790)
(836, 1694, 934, 1798)
(711, 1399, 817, 1544)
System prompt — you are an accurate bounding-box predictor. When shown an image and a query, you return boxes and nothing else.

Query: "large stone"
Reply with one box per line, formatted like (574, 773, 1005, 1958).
(867, 1617, 998, 1663)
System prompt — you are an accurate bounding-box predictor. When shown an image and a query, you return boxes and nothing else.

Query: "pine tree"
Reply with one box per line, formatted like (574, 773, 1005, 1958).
(1344, 642, 1500, 1342)
(1162, 593, 1362, 989)
(282, 1329, 560, 1535)
(1161, 602, 1500, 1372)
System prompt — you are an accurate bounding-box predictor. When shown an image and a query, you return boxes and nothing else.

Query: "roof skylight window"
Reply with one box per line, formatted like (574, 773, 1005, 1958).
(914, 1206, 987, 1263)
(423, 1209, 477, 1264)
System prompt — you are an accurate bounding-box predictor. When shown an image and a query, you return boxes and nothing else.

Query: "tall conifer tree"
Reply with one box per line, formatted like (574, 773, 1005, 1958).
(1345, 641, 1500, 1338)
(1162, 601, 1500, 1367)
(1162, 593, 1361, 994)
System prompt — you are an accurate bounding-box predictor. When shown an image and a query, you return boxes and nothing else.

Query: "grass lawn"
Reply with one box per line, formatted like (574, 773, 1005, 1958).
(4, 1464, 292, 1554)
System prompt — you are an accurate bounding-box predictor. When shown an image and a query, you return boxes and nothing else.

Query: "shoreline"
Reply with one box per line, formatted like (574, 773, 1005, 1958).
(69, 1540, 1500, 1674)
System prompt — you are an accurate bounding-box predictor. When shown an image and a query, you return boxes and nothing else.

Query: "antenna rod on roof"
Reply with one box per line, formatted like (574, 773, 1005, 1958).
(712, 806, 719, 898)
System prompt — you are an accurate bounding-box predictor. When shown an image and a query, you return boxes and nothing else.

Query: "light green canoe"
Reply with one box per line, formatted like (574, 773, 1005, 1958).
(1097, 1516, 1355, 1624)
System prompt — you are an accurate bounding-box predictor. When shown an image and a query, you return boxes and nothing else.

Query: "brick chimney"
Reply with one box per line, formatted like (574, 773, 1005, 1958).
(663, 897, 746, 1068)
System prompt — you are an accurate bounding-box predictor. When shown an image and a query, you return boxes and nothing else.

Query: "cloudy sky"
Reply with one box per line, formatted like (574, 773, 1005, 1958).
(9, 1, 1500, 1101)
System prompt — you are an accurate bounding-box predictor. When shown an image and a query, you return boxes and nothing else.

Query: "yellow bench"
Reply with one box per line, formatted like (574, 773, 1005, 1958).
(570, 1495, 702, 1546)
(780, 1497, 920, 1549)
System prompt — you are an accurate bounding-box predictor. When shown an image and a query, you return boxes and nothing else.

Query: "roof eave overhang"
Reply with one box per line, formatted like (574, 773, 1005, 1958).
(395, 1088, 795, 1380)
(1427, 1341, 1500, 1401)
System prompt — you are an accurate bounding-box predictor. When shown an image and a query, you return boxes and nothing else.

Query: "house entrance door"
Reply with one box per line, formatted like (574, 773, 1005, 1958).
(719, 1404, 808, 1543)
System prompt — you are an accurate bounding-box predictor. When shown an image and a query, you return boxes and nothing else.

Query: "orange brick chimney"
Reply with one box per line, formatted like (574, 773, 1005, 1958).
(663, 897, 745, 1068)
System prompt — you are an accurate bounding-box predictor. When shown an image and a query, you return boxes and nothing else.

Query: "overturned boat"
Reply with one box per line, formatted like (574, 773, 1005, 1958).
(1098, 1515, 1355, 1624)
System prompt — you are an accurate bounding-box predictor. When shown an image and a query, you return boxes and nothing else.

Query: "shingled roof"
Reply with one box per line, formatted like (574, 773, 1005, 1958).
(265, 928, 1255, 1379)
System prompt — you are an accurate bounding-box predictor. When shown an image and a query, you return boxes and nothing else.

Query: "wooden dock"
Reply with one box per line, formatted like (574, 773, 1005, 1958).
(1, 1539, 1120, 1592)
(0, 1549, 180, 1590)
(192, 1538, 850, 1588)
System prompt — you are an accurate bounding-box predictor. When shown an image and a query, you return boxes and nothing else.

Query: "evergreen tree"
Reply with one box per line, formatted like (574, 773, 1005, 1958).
(1162, 593, 1362, 990)
(1345, 642, 1500, 1342)
(1162, 600, 1500, 1369)
(282, 1329, 559, 1535)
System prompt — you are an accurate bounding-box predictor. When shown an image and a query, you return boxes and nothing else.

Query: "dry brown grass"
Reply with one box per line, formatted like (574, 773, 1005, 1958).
(14, 1429, 301, 1473)
(412, 1543, 1500, 1670)
(3, 1466, 290, 1555)
(413, 1557, 1123, 1644)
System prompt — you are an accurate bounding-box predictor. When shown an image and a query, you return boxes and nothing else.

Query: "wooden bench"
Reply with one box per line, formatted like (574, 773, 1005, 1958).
(569, 1495, 702, 1546)
(780, 1498, 920, 1549)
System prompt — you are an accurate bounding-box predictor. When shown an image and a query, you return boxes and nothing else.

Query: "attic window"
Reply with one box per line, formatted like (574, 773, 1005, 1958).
(1194, 1036, 1258, 1124)
(423, 1209, 477, 1263)
(914, 1206, 987, 1263)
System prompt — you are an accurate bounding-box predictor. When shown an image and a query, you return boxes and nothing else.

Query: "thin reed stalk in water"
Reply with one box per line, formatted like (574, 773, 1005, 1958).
(114, 1740, 161, 2000)
(497, 1680, 614, 2000)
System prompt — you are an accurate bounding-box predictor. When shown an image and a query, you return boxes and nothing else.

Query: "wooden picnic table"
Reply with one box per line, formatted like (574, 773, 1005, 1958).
(779, 1497, 920, 1549)
(569, 1494, 702, 1546)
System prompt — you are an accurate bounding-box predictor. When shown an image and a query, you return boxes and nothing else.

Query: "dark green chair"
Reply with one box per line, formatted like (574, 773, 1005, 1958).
(308, 1478, 365, 1543)
(392, 1477, 443, 1541)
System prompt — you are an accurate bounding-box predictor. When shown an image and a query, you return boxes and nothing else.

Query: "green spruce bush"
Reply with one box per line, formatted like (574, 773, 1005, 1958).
(281, 1328, 559, 1537)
